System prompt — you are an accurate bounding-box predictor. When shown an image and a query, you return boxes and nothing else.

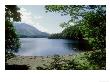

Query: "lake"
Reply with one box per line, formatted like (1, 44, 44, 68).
(16, 38, 84, 56)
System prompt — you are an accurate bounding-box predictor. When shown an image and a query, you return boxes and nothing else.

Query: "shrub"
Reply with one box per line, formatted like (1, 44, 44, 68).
(49, 55, 62, 70)
(87, 49, 106, 69)
(5, 52, 16, 62)
(67, 50, 106, 70)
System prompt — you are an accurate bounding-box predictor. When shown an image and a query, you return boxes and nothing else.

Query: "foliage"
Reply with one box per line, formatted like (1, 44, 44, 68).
(5, 5, 21, 21)
(45, 5, 84, 20)
(48, 33, 62, 39)
(64, 50, 106, 70)
(49, 55, 62, 70)
(5, 21, 20, 61)
(87, 49, 106, 69)
(5, 21, 20, 53)
(5, 52, 16, 62)
(45, 5, 106, 70)
(45, 5, 105, 21)
(61, 25, 83, 40)
(6, 5, 106, 70)
(79, 8, 106, 50)
(45, 5, 106, 50)
(49, 25, 83, 40)
(5, 5, 21, 60)
(67, 52, 98, 70)
(35, 50, 106, 70)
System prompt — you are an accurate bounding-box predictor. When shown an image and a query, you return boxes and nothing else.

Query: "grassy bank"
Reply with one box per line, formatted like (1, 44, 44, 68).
(6, 49, 106, 70)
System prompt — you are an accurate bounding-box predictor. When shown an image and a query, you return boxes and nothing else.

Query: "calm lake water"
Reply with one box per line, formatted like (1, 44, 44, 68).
(16, 38, 83, 56)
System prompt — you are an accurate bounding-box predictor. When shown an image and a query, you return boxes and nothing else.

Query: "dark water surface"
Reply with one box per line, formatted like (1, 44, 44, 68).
(16, 38, 83, 56)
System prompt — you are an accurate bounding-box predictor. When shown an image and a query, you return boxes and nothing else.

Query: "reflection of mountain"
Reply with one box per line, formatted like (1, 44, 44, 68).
(13, 23, 49, 38)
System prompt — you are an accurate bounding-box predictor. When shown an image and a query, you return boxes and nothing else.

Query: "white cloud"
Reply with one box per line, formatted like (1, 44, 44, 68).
(19, 7, 48, 32)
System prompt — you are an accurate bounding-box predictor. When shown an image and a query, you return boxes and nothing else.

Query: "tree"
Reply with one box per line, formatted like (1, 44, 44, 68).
(79, 8, 106, 49)
(45, 5, 106, 50)
(45, 5, 106, 69)
(5, 5, 21, 60)
(45, 5, 105, 19)
(62, 25, 83, 40)
(48, 33, 62, 39)
(5, 5, 21, 21)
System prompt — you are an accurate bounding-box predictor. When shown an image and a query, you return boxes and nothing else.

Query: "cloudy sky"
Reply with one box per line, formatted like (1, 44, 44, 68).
(18, 5, 70, 34)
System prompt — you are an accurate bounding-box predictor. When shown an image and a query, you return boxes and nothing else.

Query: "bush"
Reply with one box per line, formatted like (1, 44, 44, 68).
(67, 50, 106, 70)
(5, 52, 16, 62)
(87, 49, 106, 69)
(69, 53, 92, 70)
(49, 55, 62, 70)
(36, 50, 106, 70)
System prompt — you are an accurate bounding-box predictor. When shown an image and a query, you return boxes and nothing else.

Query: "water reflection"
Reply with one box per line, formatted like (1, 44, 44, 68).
(16, 38, 90, 56)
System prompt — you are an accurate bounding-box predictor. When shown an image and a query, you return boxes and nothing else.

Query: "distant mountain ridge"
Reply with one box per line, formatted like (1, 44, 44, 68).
(13, 23, 49, 38)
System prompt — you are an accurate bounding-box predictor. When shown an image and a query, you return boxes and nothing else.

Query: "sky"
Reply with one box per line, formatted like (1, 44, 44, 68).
(18, 5, 71, 34)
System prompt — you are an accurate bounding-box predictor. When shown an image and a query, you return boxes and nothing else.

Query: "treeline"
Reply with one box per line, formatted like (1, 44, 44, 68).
(48, 25, 83, 40)
(48, 33, 62, 39)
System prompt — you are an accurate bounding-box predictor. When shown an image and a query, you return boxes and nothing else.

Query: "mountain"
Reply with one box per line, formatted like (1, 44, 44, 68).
(13, 23, 49, 38)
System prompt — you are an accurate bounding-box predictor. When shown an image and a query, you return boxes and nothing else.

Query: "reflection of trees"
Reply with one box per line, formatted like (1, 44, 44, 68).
(64, 40, 92, 51)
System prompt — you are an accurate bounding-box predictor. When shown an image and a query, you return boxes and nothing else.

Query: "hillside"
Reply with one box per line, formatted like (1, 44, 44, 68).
(13, 23, 49, 38)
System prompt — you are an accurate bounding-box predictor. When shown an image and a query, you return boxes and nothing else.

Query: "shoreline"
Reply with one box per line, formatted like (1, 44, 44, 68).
(6, 50, 106, 70)
(6, 54, 76, 70)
